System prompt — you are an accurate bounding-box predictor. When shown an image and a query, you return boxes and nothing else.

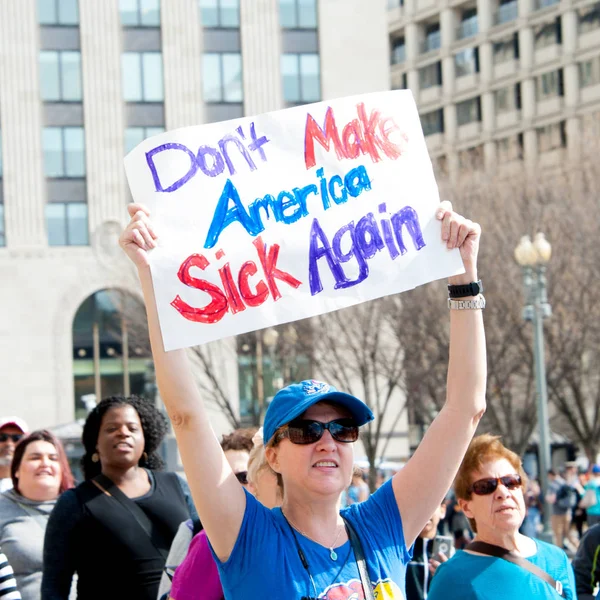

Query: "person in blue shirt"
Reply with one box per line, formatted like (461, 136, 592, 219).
(428, 434, 576, 600)
(119, 200, 487, 599)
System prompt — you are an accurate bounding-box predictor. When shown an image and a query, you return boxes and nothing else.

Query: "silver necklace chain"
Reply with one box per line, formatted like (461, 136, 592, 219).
(282, 509, 344, 561)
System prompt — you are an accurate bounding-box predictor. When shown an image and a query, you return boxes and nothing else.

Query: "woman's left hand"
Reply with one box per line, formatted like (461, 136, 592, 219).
(436, 200, 481, 282)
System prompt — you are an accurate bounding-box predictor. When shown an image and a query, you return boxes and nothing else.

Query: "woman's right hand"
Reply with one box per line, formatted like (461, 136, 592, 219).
(119, 203, 157, 270)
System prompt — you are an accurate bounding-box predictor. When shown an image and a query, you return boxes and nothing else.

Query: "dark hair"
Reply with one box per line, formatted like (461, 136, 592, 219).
(11, 430, 75, 495)
(81, 395, 168, 480)
(221, 428, 256, 453)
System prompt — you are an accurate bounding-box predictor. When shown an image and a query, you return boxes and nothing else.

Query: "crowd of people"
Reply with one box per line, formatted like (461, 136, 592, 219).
(1, 201, 600, 599)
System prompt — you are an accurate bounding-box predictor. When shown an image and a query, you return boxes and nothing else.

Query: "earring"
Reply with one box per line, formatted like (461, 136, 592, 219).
(91, 453, 99, 463)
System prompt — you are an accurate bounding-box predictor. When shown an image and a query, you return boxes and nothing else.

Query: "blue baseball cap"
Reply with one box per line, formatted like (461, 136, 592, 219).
(592, 464, 600, 474)
(263, 380, 374, 444)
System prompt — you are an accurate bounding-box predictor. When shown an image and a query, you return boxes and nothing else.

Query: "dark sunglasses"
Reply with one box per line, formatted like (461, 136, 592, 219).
(470, 474, 523, 496)
(0, 433, 23, 443)
(235, 471, 248, 485)
(282, 418, 359, 445)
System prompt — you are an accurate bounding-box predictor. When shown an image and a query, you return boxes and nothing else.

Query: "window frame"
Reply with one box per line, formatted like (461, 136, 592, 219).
(391, 38, 406, 65)
(454, 47, 479, 77)
(40, 50, 83, 103)
(533, 19, 560, 50)
(536, 121, 567, 152)
(38, 0, 79, 26)
(281, 52, 321, 104)
(537, 69, 563, 100)
(202, 52, 244, 104)
(579, 57, 600, 88)
(421, 109, 444, 136)
(279, 0, 318, 30)
(418, 62, 442, 89)
(124, 126, 165, 154)
(122, 51, 164, 103)
(200, 0, 241, 29)
(43, 126, 86, 178)
(46, 201, 89, 247)
(456, 97, 481, 127)
(120, 0, 161, 27)
(578, 3, 600, 33)
(493, 33, 519, 64)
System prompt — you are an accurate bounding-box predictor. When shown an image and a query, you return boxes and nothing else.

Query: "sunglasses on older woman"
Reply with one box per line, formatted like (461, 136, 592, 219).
(280, 418, 359, 445)
(470, 474, 523, 496)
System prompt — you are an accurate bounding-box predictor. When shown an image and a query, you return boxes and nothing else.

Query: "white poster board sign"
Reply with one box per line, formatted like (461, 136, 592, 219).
(124, 90, 464, 351)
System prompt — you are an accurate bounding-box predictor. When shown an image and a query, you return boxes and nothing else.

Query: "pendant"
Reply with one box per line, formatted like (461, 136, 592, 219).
(330, 548, 338, 561)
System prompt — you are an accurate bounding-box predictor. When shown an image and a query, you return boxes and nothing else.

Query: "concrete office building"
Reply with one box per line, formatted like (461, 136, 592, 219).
(1, 0, 409, 463)
(388, 0, 600, 174)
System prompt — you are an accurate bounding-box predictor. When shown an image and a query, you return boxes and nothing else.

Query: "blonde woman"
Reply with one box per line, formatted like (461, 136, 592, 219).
(120, 200, 486, 598)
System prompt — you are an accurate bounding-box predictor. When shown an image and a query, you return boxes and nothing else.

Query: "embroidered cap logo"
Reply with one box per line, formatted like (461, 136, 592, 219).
(302, 380, 330, 395)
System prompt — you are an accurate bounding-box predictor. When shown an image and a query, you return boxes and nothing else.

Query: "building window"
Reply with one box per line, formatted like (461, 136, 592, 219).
(456, 97, 481, 126)
(201, 0, 240, 28)
(391, 38, 405, 65)
(38, 0, 79, 25)
(421, 23, 441, 53)
(496, 0, 518, 25)
(497, 134, 524, 162)
(459, 145, 484, 170)
(122, 52, 164, 102)
(534, 0, 559, 9)
(578, 3, 600, 34)
(536, 121, 566, 152)
(495, 83, 521, 113)
(458, 8, 478, 39)
(280, 0, 317, 29)
(39, 51, 82, 102)
(203, 53, 243, 103)
(579, 57, 600, 88)
(46, 202, 89, 246)
(493, 33, 519, 64)
(120, 0, 160, 27)
(454, 47, 479, 77)
(388, 0, 404, 8)
(43, 127, 86, 178)
(419, 62, 442, 89)
(125, 127, 165, 154)
(421, 109, 444, 136)
(534, 19, 561, 50)
(281, 53, 320, 103)
(536, 69, 563, 99)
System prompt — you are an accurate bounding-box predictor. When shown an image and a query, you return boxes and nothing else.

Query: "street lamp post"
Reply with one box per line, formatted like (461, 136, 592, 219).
(514, 233, 553, 543)
(255, 327, 279, 423)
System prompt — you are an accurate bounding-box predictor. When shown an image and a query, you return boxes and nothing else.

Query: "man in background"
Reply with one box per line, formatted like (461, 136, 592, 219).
(0, 417, 28, 492)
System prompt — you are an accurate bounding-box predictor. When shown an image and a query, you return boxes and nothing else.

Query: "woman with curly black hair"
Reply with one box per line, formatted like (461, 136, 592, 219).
(41, 396, 197, 600)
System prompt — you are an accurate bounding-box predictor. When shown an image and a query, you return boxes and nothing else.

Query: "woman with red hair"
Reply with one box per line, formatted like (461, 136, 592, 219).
(0, 430, 74, 599)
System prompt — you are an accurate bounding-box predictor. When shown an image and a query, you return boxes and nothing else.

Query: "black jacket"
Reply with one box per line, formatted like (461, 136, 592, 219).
(572, 522, 600, 600)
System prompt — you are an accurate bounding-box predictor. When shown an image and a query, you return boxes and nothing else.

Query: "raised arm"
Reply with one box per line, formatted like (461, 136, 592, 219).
(392, 201, 486, 546)
(119, 204, 246, 561)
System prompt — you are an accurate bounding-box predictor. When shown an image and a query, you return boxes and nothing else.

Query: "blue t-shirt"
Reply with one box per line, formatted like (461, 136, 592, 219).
(213, 479, 410, 599)
(584, 480, 600, 516)
(428, 539, 576, 600)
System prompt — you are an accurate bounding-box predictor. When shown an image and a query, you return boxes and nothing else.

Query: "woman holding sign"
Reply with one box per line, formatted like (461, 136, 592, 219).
(119, 200, 486, 599)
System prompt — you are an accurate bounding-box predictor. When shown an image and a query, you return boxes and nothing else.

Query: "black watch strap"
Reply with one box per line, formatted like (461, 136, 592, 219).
(448, 279, 483, 298)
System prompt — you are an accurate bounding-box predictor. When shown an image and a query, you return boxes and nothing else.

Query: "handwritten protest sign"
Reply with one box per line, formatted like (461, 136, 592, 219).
(124, 90, 464, 351)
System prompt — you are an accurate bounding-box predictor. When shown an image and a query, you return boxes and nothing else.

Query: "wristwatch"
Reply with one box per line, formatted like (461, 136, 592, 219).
(448, 279, 483, 298)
